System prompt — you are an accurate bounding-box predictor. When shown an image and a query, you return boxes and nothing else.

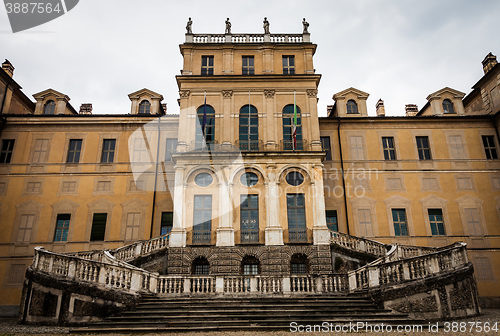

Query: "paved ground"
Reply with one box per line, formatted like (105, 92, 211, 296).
(0, 309, 499, 335)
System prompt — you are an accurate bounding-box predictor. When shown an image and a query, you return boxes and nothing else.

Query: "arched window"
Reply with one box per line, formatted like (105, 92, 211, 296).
(196, 105, 216, 148)
(139, 100, 151, 114)
(241, 255, 260, 275)
(443, 99, 455, 114)
(290, 253, 309, 274)
(239, 105, 259, 151)
(282, 104, 302, 150)
(192, 256, 210, 275)
(44, 100, 56, 115)
(346, 100, 358, 114)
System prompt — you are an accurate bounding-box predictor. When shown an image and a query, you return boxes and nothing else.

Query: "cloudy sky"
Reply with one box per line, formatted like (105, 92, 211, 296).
(1, 0, 499, 116)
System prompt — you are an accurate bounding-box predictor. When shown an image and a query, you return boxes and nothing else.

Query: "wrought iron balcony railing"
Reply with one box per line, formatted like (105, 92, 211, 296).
(240, 230, 260, 243)
(288, 229, 307, 243)
(236, 140, 262, 152)
(192, 231, 211, 245)
(280, 139, 308, 151)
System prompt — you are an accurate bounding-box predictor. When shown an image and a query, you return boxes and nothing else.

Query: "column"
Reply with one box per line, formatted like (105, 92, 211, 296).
(307, 89, 322, 151)
(264, 90, 276, 150)
(312, 164, 330, 245)
(216, 166, 234, 246)
(170, 165, 187, 247)
(221, 90, 233, 149)
(265, 164, 283, 245)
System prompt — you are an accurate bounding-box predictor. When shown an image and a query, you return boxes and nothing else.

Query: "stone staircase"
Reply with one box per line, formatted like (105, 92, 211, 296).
(71, 294, 417, 333)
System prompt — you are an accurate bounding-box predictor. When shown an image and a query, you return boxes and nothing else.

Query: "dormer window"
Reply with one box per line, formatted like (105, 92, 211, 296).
(346, 100, 358, 114)
(138, 100, 151, 114)
(443, 99, 455, 114)
(44, 100, 56, 114)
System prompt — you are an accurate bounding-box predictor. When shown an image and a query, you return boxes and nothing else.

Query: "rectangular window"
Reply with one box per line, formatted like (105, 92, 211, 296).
(482, 135, 498, 160)
(54, 214, 70, 242)
(130, 180, 144, 191)
(475, 257, 493, 280)
(240, 195, 259, 243)
(287, 194, 306, 242)
(66, 139, 82, 163)
(392, 209, 408, 236)
(449, 135, 465, 159)
(17, 214, 34, 243)
(165, 138, 178, 162)
(193, 195, 212, 244)
(33, 139, 49, 163)
(382, 137, 396, 160)
(492, 177, 500, 190)
(160, 212, 173, 235)
(90, 213, 107, 241)
(320, 136, 332, 161)
(291, 263, 306, 274)
(387, 178, 402, 190)
(282, 56, 295, 74)
(26, 182, 41, 193)
(428, 209, 445, 236)
(125, 213, 141, 240)
(243, 264, 258, 275)
(422, 178, 438, 190)
(326, 210, 338, 231)
(0, 139, 15, 163)
(62, 182, 76, 193)
(416, 136, 431, 160)
(6, 264, 25, 286)
(0, 182, 6, 194)
(464, 208, 482, 236)
(101, 139, 116, 163)
(133, 138, 148, 162)
(97, 181, 111, 192)
(201, 56, 214, 75)
(457, 177, 473, 190)
(242, 56, 254, 75)
(350, 136, 364, 160)
(358, 209, 373, 237)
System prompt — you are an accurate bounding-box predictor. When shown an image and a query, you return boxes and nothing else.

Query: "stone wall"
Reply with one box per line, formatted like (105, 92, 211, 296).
(166, 245, 333, 275)
(20, 267, 139, 325)
(370, 263, 480, 320)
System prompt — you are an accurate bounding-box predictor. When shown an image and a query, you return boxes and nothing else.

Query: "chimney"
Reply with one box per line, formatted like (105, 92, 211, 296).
(79, 103, 92, 114)
(405, 104, 418, 117)
(376, 99, 385, 116)
(2, 59, 14, 77)
(482, 52, 498, 74)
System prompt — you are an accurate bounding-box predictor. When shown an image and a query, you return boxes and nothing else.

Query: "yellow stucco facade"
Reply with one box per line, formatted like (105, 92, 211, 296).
(1, 30, 500, 314)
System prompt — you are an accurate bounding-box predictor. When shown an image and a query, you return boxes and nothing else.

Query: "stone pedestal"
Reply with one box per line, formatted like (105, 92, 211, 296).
(265, 227, 284, 245)
(313, 226, 330, 245)
(216, 227, 235, 246)
(169, 228, 187, 247)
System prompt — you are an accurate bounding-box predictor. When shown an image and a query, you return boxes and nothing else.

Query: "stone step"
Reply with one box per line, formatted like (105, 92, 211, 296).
(71, 293, 415, 333)
(108, 311, 404, 322)
(122, 308, 388, 316)
(136, 302, 378, 310)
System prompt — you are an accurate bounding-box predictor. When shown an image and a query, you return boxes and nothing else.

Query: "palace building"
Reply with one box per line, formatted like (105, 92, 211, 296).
(0, 20, 499, 323)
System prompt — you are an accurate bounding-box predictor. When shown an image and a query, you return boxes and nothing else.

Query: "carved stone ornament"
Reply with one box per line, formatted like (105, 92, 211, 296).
(307, 89, 318, 98)
(264, 89, 275, 98)
(179, 90, 190, 99)
(222, 90, 233, 98)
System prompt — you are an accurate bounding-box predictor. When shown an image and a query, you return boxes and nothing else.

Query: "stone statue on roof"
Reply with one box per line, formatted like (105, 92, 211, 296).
(263, 17, 270, 34)
(302, 18, 309, 34)
(225, 18, 231, 34)
(186, 17, 192, 34)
